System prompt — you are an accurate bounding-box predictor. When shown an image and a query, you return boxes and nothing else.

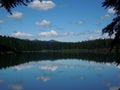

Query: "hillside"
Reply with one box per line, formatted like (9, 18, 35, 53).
(0, 35, 115, 54)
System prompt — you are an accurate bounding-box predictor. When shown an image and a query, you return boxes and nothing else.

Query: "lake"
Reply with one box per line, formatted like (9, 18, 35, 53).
(0, 53, 120, 90)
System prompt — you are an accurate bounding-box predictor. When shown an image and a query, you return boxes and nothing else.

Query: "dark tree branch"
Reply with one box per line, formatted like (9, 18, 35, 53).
(102, 0, 120, 49)
(0, 0, 42, 14)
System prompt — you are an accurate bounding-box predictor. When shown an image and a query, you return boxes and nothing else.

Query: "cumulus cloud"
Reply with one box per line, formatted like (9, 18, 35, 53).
(88, 36, 94, 40)
(0, 19, 4, 23)
(12, 32, 33, 39)
(76, 30, 102, 40)
(77, 21, 84, 25)
(101, 14, 110, 19)
(8, 11, 23, 19)
(103, 33, 113, 39)
(36, 76, 51, 82)
(38, 30, 77, 38)
(101, 8, 116, 19)
(35, 19, 51, 26)
(94, 30, 101, 34)
(76, 30, 101, 36)
(108, 8, 116, 14)
(39, 30, 101, 39)
(63, 32, 76, 36)
(11, 30, 77, 39)
(88, 35, 101, 40)
(38, 30, 58, 37)
(28, 0, 56, 10)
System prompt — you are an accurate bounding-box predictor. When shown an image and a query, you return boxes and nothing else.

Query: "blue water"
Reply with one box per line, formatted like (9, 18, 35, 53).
(0, 59, 120, 90)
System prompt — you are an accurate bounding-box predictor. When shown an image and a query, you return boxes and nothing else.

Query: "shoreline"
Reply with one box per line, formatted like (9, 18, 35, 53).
(0, 48, 117, 55)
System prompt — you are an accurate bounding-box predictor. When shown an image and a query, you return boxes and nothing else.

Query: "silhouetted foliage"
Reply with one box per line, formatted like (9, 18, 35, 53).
(0, 52, 118, 69)
(0, 0, 42, 14)
(102, 0, 120, 49)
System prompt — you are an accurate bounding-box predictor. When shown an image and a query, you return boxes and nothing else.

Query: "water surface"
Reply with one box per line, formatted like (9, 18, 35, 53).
(0, 55, 120, 90)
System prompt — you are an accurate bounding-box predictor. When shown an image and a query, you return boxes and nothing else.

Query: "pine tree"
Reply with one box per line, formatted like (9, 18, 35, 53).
(0, 0, 42, 14)
(102, 0, 120, 49)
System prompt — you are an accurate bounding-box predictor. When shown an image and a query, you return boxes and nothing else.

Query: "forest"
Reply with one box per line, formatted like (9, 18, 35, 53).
(0, 35, 118, 54)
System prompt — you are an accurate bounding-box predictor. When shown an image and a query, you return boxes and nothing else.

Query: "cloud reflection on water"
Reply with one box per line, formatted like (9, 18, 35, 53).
(102, 80, 112, 86)
(71, 75, 85, 80)
(0, 59, 119, 90)
(12, 64, 33, 71)
(0, 79, 5, 84)
(35, 76, 51, 82)
(39, 65, 58, 72)
(109, 86, 120, 90)
(94, 66, 104, 70)
(10, 82, 23, 90)
(10, 59, 119, 72)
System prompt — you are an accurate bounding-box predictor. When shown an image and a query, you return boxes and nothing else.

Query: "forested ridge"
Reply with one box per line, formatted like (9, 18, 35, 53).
(0, 35, 117, 54)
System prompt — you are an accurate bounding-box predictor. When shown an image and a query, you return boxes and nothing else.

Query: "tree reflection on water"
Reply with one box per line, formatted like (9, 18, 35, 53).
(0, 52, 119, 69)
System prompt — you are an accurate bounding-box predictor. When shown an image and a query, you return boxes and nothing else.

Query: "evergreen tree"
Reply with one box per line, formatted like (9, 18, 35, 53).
(102, 0, 120, 49)
(0, 0, 42, 14)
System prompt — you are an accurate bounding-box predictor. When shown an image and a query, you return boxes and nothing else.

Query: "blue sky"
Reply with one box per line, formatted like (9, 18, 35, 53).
(0, 0, 115, 42)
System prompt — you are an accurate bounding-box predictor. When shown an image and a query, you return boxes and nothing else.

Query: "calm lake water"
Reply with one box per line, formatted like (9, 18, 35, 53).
(0, 53, 120, 90)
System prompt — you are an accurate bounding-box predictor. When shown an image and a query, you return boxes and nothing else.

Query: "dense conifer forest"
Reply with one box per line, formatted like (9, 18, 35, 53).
(0, 35, 117, 54)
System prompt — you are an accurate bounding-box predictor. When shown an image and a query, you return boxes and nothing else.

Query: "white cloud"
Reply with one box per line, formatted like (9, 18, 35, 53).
(101, 14, 110, 19)
(78, 30, 101, 35)
(94, 30, 101, 34)
(88, 35, 101, 40)
(28, 0, 55, 10)
(36, 76, 51, 82)
(8, 11, 23, 19)
(77, 21, 84, 25)
(108, 8, 116, 14)
(36, 19, 51, 26)
(89, 36, 94, 40)
(11, 30, 77, 40)
(12, 32, 33, 38)
(63, 32, 76, 36)
(101, 8, 116, 19)
(38, 30, 77, 38)
(0, 19, 4, 23)
(103, 33, 113, 39)
(39, 30, 58, 37)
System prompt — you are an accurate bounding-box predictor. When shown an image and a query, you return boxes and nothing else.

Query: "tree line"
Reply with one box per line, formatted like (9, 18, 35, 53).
(0, 35, 117, 54)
